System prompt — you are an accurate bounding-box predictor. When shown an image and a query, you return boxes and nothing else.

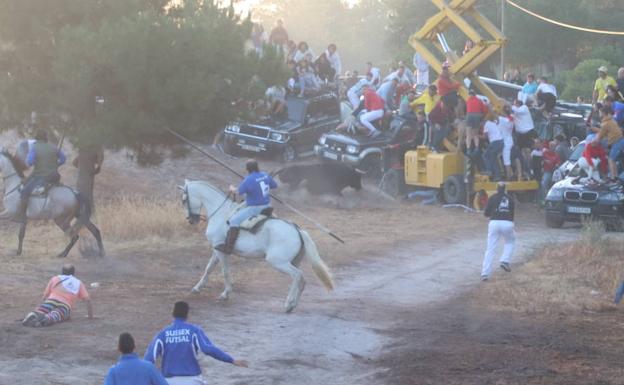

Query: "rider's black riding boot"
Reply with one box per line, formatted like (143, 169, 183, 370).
(215, 227, 240, 254)
(15, 198, 28, 224)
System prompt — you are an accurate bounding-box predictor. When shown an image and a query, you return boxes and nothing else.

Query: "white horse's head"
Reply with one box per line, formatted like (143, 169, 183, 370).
(181, 179, 229, 225)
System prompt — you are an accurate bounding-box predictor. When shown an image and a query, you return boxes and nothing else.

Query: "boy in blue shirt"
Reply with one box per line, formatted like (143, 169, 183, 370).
(104, 333, 168, 385)
(145, 302, 248, 385)
(215, 159, 277, 254)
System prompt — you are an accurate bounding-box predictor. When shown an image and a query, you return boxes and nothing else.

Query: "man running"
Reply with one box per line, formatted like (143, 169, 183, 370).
(145, 301, 248, 385)
(22, 264, 93, 327)
(104, 333, 169, 385)
(481, 182, 515, 281)
(16, 129, 66, 222)
(215, 159, 277, 255)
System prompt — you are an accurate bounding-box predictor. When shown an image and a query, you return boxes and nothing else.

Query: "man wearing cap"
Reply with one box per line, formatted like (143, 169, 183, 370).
(145, 301, 248, 385)
(104, 333, 169, 385)
(593, 66, 617, 105)
(22, 264, 93, 327)
(481, 182, 515, 281)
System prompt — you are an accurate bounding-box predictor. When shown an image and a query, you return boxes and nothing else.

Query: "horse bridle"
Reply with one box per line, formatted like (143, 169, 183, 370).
(183, 185, 232, 224)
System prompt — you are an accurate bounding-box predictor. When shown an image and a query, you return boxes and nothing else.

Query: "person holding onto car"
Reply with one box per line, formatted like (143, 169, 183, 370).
(353, 83, 385, 138)
(594, 105, 624, 183)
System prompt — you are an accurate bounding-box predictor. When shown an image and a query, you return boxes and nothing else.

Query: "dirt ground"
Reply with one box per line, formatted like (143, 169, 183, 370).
(1, 137, 620, 385)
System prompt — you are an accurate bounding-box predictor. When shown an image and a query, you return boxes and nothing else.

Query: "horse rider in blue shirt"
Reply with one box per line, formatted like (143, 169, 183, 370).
(144, 301, 248, 385)
(103, 333, 168, 385)
(215, 159, 277, 255)
(17, 129, 66, 222)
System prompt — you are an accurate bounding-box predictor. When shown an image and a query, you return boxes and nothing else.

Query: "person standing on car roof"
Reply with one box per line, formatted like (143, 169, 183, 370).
(481, 182, 515, 281)
(593, 105, 624, 183)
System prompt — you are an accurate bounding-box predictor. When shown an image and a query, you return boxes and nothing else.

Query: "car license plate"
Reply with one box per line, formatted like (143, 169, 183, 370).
(567, 206, 591, 214)
(240, 144, 262, 152)
(323, 152, 338, 160)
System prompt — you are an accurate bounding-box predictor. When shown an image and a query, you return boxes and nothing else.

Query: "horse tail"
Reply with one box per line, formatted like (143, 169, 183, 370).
(301, 230, 334, 291)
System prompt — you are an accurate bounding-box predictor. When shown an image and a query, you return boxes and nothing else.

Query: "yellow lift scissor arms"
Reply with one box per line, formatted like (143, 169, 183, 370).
(409, 0, 507, 113)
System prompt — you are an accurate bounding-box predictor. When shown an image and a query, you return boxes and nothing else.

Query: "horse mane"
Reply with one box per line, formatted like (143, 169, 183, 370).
(0, 151, 26, 178)
(190, 180, 227, 198)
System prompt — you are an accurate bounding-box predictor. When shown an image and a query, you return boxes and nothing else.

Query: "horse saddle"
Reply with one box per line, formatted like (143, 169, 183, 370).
(20, 182, 57, 197)
(239, 207, 274, 233)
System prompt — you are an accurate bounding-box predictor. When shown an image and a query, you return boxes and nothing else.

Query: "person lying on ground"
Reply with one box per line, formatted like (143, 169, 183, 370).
(22, 264, 93, 327)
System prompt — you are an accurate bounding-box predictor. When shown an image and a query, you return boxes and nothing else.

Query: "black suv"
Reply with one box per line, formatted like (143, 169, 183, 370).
(223, 92, 341, 162)
(534, 102, 591, 141)
(545, 175, 624, 229)
(314, 115, 419, 177)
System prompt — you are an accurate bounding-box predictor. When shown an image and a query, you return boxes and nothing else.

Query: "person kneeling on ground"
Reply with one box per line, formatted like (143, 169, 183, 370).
(104, 333, 168, 385)
(481, 182, 515, 281)
(22, 264, 93, 327)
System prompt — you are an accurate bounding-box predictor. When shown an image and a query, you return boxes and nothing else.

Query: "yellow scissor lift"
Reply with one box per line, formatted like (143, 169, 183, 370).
(402, 0, 538, 207)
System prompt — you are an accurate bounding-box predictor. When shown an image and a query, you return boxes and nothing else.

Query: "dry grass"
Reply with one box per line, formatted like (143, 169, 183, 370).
(92, 196, 199, 242)
(478, 220, 623, 315)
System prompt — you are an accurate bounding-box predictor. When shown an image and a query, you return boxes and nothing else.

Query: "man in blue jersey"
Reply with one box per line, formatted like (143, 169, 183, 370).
(215, 159, 277, 255)
(104, 333, 168, 385)
(145, 302, 248, 385)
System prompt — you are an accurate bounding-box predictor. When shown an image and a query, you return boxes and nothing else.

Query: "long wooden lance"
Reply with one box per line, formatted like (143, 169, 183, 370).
(165, 127, 345, 244)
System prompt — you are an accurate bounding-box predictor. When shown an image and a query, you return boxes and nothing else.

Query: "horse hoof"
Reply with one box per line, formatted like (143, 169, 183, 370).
(285, 303, 296, 313)
(191, 288, 200, 294)
(218, 293, 229, 301)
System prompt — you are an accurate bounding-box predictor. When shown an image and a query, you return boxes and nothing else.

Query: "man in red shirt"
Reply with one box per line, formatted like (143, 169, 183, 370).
(465, 90, 488, 154)
(580, 140, 608, 182)
(354, 84, 385, 137)
(428, 100, 454, 151)
(540, 141, 561, 202)
(22, 264, 93, 327)
(437, 62, 462, 110)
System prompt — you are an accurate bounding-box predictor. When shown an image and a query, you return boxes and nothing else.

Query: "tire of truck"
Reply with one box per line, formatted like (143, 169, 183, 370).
(442, 175, 466, 204)
(279, 144, 297, 162)
(223, 138, 239, 157)
(380, 169, 404, 198)
(359, 153, 382, 179)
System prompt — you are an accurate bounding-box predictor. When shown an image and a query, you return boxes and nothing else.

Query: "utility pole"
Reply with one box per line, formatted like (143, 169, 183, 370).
(500, 0, 505, 79)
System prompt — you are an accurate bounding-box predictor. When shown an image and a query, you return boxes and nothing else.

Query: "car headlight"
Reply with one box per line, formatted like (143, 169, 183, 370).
(226, 124, 240, 133)
(546, 187, 564, 200)
(319, 135, 327, 145)
(601, 191, 624, 201)
(270, 132, 284, 141)
(346, 145, 358, 154)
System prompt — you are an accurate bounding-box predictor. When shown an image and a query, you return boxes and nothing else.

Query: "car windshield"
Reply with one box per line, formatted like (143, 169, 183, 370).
(568, 142, 586, 162)
(287, 99, 306, 123)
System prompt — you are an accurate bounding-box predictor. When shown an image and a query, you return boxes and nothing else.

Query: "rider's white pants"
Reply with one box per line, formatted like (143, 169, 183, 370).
(359, 109, 384, 135)
(228, 204, 270, 227)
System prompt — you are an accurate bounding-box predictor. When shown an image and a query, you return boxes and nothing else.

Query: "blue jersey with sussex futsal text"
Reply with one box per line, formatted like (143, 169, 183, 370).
(144, 319, 234, 378)
(238, 172, 277, 206)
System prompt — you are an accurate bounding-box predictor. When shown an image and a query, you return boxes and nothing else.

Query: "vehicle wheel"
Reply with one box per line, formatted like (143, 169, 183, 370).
(380, 169, 404, 198)
(442, 175, 466, 204)
(280, 145, 297, 162)
(515, 190, 537, 204)
(222, 138, 239, 156)
(359, 154, 382, 179)
(545, 214, 564, 229)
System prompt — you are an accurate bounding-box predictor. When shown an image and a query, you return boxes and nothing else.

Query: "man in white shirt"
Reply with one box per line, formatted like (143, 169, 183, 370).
(325, 44, 342, 80)
(366, 62, 381, 87)
(383, 64, 412, 86)
(413, 52, 430, 86)
(483, 115, 504, 181)
(347, 73, 373, 109)
(512, 99, 536, 163)
(536, 76, 557, 115)
(376, 77, 399, 110)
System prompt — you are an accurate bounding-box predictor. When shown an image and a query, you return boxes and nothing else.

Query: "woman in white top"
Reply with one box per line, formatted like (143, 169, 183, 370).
(293, 41, 315, 64)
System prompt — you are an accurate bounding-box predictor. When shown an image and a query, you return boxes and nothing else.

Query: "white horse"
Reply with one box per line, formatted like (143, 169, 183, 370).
(0, 149, 104, 257)
(182, 179, 333, 313)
